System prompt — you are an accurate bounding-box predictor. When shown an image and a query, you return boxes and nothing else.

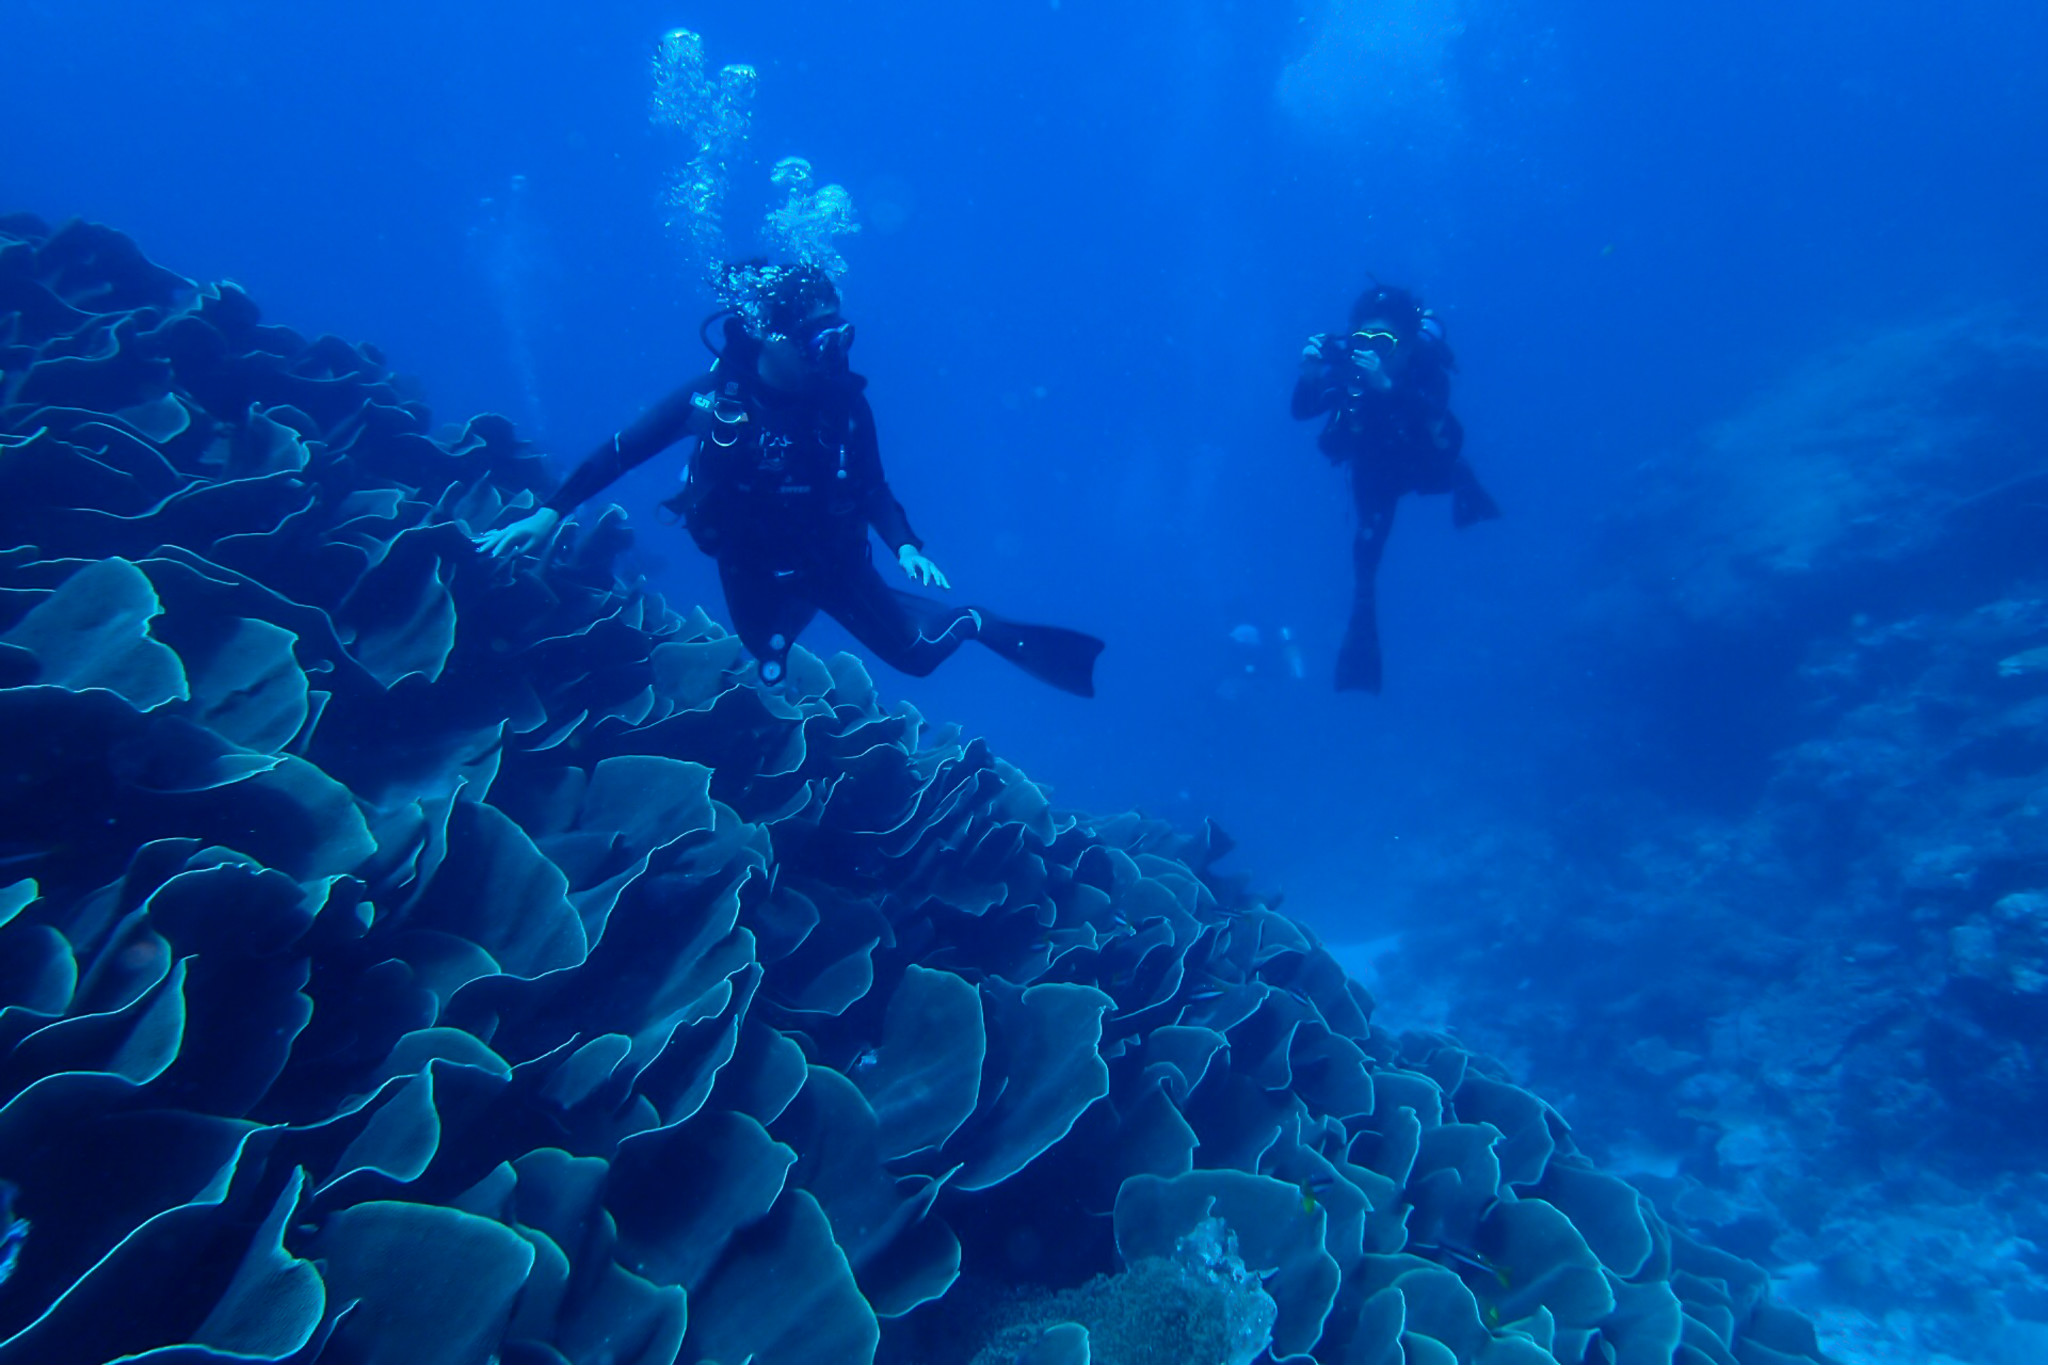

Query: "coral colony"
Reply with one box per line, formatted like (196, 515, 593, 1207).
(0, 214, 1828, 1364)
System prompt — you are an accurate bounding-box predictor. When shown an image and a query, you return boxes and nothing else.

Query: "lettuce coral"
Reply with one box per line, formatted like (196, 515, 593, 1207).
(0, 214, 1824, 1365)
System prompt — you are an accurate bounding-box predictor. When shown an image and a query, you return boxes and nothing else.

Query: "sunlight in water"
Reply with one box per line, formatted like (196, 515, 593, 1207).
(1276, 0, 1466, 137)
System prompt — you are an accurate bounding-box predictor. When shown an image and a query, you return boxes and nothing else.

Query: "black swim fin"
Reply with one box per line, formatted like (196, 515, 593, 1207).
(1335, 637, 1384, 693)
(1336, 602, 1385, 694)
(1451, 473, 1502, 529)
(973, 613, 1104, 697)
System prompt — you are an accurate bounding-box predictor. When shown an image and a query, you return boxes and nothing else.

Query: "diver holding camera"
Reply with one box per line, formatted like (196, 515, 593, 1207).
(1293, 283, 1501, 693)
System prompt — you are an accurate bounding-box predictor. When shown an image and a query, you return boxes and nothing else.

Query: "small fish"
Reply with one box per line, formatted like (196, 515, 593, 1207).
(849, 1047, 880, 1074)
(1418, 1240, 1511, 1287)
(1227, 623, 1262, 649)
(1297, 1172, 1335, 1213)
(0, 1180, 29, 1288)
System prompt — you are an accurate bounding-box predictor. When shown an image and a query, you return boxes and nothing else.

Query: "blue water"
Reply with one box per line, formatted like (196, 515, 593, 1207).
(8, 4, 2048, 1356)
(8, 0, 2041, 910)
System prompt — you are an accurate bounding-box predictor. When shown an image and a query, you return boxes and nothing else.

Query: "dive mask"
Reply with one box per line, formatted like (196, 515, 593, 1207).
(1347, 328, 1401, 358)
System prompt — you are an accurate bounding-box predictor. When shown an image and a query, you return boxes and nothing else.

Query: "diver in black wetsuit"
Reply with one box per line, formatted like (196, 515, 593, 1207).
(1293, 284, 1501, 693)
(478, 264, 1102, 696)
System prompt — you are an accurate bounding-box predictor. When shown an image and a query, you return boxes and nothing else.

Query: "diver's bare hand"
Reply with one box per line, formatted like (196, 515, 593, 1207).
(1348, 349, 1394, 390)
(475, 507, 561, 559)
(897, 545, 951, 590)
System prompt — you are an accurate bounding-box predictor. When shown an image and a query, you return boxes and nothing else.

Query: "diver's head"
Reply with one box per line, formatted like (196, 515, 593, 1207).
(742, 263, 854, 390)
(1340, 283, 1433, 372)
(1349, 284, 1424, 337)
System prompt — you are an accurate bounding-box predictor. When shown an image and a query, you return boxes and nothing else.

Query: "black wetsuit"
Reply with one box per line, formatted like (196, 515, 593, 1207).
(546, 357, 1103, 695)
(1292, 336, 1498, 692)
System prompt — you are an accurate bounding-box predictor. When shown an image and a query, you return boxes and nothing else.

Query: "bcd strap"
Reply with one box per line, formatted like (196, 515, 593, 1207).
(693, 386, 753, 448)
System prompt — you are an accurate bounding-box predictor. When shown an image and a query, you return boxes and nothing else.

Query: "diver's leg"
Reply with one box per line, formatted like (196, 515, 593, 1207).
(820, 556, 1104, 696)
(1337, 494, 1397, 693)
(816, 555, 980, 678)
(718, 559, 818, 685)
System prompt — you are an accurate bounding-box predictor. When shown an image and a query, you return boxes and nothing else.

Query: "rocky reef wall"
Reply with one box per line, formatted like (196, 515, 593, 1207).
(1386, 315, 2048, 1362)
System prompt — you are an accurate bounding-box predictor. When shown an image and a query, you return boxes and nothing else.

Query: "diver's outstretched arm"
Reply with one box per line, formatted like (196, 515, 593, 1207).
(475, 377, 714, 559)
(543, 379, 711, 516)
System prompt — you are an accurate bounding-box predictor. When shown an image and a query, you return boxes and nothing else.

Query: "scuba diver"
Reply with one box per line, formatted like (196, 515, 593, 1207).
(478, 263, 1103, 696)
(1293, 283, 1500, 693)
